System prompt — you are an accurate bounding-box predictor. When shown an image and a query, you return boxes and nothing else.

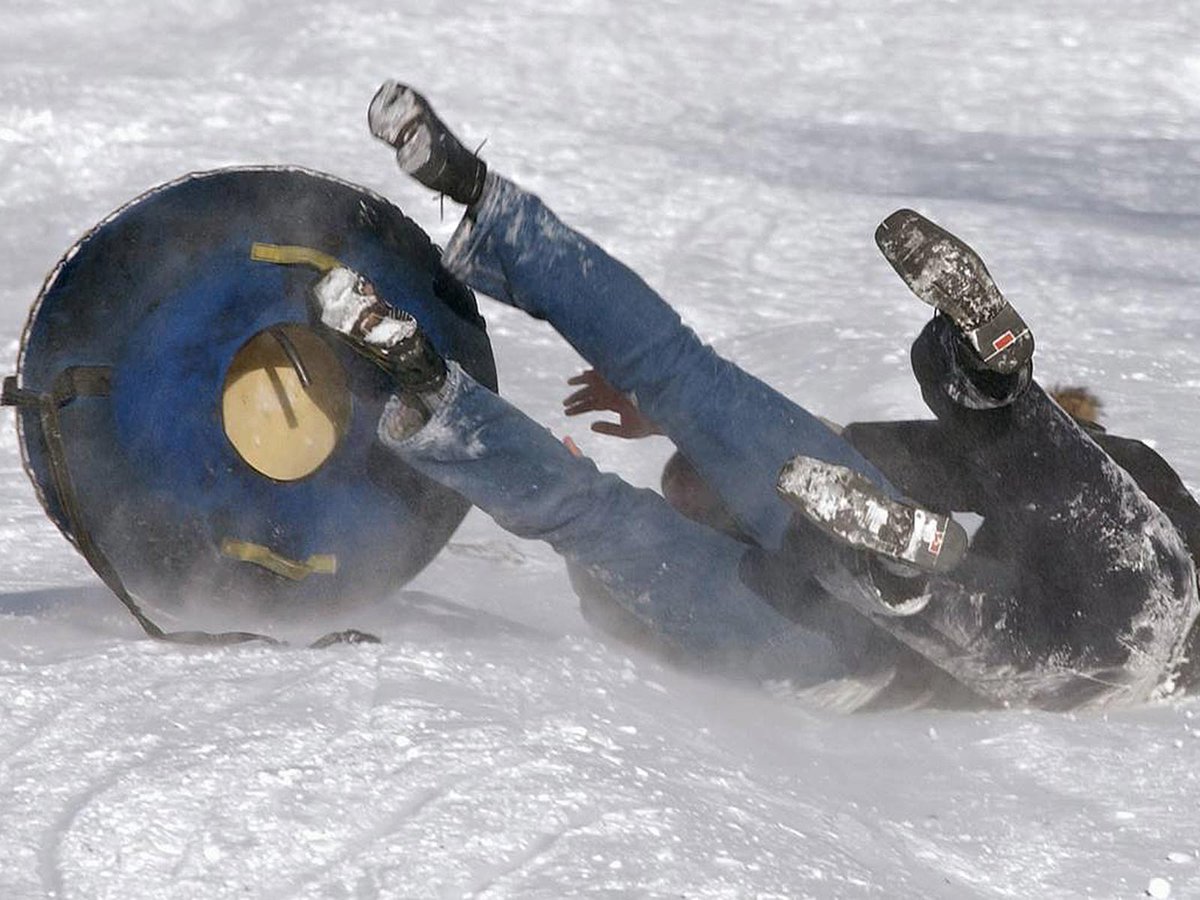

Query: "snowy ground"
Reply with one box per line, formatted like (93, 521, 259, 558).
(3, 1, 1200, 897)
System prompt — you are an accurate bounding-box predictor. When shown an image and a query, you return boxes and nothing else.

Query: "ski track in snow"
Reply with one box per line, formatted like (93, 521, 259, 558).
(3, 1, 1200, 897)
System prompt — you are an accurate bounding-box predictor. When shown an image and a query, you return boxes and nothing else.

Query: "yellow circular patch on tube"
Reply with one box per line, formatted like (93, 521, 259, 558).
(221, 325, 351, 481)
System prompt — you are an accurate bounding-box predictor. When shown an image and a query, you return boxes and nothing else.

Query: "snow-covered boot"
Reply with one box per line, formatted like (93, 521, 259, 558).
(875, 209, 1033, 375)
(777, 455, 967, 575)
(368, 81, 488, 206)
(312, 266, 447, 438)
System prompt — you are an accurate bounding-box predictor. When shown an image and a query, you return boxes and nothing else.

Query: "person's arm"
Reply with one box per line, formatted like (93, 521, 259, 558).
(562, 369, 663, 439)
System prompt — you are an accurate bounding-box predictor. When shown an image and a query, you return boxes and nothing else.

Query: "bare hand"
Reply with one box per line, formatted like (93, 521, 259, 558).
(563, 369, 661, 439)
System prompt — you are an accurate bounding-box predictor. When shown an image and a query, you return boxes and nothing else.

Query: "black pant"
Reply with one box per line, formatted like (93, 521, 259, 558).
(842, 317, 1198, 708)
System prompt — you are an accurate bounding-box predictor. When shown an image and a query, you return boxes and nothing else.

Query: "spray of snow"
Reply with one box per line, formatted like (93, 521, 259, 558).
(3, 1, 1200, 897)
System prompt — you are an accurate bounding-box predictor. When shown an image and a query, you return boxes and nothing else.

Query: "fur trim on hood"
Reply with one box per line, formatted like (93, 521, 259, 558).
(1049, 385, 1103, 426)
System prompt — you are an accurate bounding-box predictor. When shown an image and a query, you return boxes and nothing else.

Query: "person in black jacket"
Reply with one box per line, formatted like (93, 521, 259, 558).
(566, 220, 1200, 711)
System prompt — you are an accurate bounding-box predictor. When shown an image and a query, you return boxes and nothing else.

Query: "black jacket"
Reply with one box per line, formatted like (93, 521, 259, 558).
(571, 418, 1200, 709)
(841, 418, 1200, 704)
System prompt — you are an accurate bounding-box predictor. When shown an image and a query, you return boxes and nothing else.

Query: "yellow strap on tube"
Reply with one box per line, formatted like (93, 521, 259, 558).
(250, 243, 342, 273)
(220, 538, 338, 581)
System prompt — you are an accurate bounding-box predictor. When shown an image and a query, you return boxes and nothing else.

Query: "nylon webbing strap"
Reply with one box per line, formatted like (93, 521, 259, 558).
(2, 370, 378, 649)
(250, 242, 341, 273)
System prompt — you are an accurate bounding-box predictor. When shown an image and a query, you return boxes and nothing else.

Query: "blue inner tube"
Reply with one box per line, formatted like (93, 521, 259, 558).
(15, 166, 496, 617)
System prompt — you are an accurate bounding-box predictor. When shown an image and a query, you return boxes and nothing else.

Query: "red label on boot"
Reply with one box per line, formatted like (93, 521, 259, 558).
(927, 528, 945, 556)
(992, 331, 1015, 352)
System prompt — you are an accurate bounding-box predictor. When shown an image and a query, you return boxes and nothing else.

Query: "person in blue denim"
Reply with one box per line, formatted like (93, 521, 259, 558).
(316, 81, 1198, 710)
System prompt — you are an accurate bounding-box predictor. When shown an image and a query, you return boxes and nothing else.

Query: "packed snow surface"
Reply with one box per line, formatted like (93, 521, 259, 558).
(3, 1, 1200, 897)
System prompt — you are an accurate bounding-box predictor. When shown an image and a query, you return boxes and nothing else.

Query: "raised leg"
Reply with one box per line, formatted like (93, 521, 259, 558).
(872, 209, 1199, 707)
(438, 174, 899, 551)
(909, 317, 1196, 689)
(377, 363, 845, 684)
(307, 256, 850, 683)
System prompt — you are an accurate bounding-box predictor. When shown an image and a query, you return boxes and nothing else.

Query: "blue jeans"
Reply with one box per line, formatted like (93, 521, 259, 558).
(380, 366, 843, 683)
(378, 175, 898, 681)
(440, 174, 900, 552)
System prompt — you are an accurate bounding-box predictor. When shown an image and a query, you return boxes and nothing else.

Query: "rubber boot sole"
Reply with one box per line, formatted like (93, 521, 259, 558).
(876, 208, 1033, 375)
(777, 455, 967, 575)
